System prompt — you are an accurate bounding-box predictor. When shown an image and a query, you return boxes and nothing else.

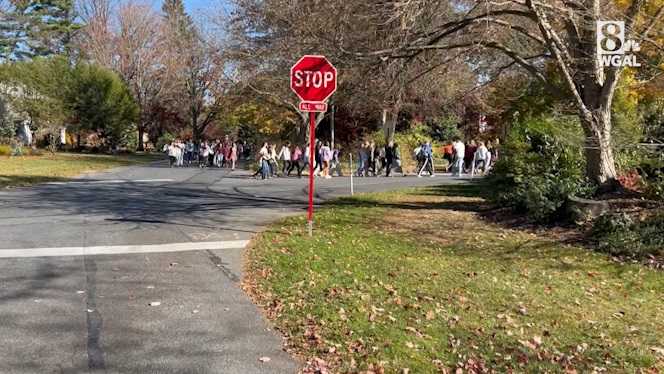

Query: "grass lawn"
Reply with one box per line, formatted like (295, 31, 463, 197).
(0, 152, 164, 188)
(244, 184, 664, 373)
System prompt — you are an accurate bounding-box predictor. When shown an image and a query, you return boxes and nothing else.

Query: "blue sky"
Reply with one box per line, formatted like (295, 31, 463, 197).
(183, 0, 232, 14)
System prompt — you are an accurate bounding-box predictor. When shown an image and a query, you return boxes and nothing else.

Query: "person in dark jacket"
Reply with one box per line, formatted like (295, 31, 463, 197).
(385, 141, 396, 177)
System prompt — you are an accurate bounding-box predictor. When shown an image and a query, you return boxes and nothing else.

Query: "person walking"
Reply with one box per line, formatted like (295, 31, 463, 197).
(174, 139, 184, 167)
(474, 141, 490, 174)
(288, 145, 303, 177)
(167, 141, 178, 167)
(268, 144, 279, 177)
(207, 142, 215, 167)
(368, 141, 377, 176)
(258, 142, 270, 179)
(378, 144, 387, 176)
(418, 141, 435, 177)
(320, 141, 332, 179)
(278, 142, 292, 176)
(465, 140, 477, 173)
(199, 141, 210, 168)
(313, 140, 322, 177)
(230, 142, 238, 170)
(188, 140, 196, 166)
(304, 143, 312, 177)
(223, 140, 232, 168)
(237, 141, 244, 162)
(385, 141, 397, 177)
(330, 145, 342, 177)
(394, 143, 405, 176)
(442, 142, 454, 172)
(214, 140, 224, 168)
(357, 142, 368, 177)
(452, 138, 465, 177)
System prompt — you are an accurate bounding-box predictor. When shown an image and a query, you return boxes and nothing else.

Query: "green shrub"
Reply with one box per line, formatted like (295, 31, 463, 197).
(0, 143, 43, 156)
(645, 171, 664, 200)
(488, 117, 595, 222)
(156, 133, 175, 152)
(590, 212, 664, 258)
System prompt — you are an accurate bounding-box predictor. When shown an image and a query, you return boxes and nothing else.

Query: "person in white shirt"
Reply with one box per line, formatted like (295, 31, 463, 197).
(199, 141, 211, 168)
(474, 141, 490, 174)
(176, 140, 184, 166)
(452, 138, 465, 177)
(320, 141, 332, 178)
(259, 142, 270, 179)
(167, 141, 178, 167)
(278, 142, 292, 176)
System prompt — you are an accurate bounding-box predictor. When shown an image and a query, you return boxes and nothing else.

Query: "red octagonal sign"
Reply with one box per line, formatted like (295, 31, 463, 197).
(290, 55, 337, 103)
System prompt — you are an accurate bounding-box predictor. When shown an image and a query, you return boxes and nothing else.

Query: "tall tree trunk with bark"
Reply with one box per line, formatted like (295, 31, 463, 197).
(581, 108, 618, 188)
(382, 104, 400, 144)
(191, 104, 201, 143)
(137, 124, 145, 151)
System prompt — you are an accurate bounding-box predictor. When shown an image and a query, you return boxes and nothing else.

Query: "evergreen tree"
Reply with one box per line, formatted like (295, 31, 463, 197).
(0, 0, 78, 61)
(162, 0, 195, 41)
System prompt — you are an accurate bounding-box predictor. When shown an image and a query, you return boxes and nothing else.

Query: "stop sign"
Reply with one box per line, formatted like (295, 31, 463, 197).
(290, 55, 337, 103)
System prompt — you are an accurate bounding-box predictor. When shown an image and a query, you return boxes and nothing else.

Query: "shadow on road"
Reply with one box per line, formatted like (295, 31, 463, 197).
(0, 175, 71, 188)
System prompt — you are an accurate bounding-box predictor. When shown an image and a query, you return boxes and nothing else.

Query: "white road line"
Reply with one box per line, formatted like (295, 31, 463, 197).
(0, 240, 249, 259)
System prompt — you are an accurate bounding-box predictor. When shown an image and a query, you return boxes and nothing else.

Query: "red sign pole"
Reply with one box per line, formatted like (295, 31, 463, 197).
(307, 111, 316, 236)
(290, 55, 337, 237)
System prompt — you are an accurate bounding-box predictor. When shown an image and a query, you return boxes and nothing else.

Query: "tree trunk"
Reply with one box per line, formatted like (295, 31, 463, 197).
(192, 109, 200, 143)
(193, 126, 201, 143)
(382, 108, 398, 144)
(137, 125, 145, 152)
(581, 108, 618, 191)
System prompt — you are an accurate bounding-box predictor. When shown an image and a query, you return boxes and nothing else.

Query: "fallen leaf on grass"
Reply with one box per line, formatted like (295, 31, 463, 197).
(519, 336, 543, 351)
(405, 326, 424, 338)
(651, 346, 664, 356)
(425, 310, 436, 320)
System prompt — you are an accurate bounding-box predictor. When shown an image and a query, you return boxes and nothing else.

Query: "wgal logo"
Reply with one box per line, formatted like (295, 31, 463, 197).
(597, 21, 641, 67)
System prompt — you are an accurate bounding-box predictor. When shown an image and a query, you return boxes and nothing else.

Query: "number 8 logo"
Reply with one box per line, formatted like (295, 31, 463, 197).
(597, 21, 625, 55)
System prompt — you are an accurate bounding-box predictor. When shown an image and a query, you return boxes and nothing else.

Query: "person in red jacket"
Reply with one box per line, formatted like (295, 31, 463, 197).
(442, 143, 454, 172)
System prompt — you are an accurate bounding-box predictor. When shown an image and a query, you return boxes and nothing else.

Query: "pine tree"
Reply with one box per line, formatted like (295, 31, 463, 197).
(0, 0, 78, 61)
(162, 0, 195, 42)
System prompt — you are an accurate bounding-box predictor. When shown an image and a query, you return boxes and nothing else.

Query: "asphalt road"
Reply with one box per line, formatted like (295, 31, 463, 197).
(0, 160, 466, 373)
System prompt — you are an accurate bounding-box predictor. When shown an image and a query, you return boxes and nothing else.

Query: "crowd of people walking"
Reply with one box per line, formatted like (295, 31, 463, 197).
(355, 140, 404, 177)
(165, 136, 249, 169)
(440, 138, 499, 177)
(254, 140, 342, 180)
(163, 134, 500, 181)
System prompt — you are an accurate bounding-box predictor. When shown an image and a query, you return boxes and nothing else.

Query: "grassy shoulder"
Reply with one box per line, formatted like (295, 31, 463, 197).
(244, 184, 664, 373)
(0, 152, 164, 188)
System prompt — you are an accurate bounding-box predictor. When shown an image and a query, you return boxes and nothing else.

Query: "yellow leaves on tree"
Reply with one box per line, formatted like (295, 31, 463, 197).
(226, 102, 297, 136)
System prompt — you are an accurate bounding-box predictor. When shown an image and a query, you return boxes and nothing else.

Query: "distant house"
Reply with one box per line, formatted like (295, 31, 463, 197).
(0, 83, 70, 146)
(0, 83, 33, 144)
